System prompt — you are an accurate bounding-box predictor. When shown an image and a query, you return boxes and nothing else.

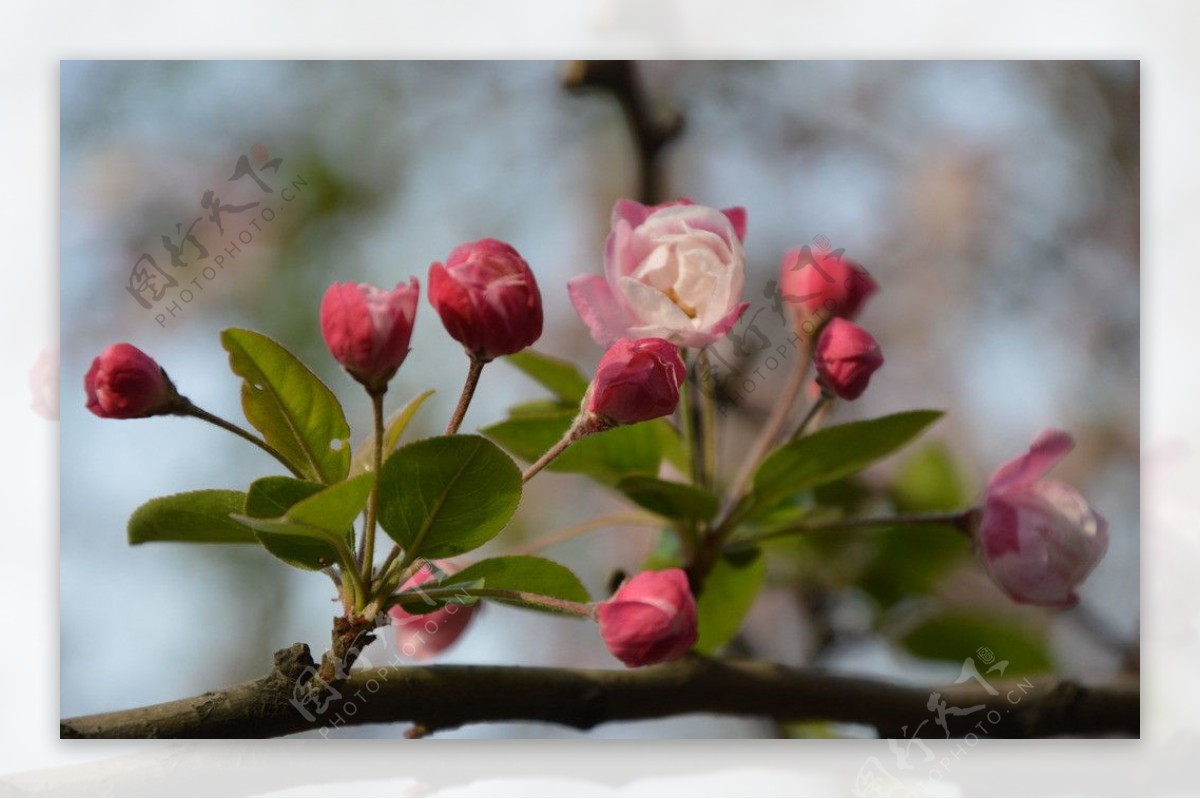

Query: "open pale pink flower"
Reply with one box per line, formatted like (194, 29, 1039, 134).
(320, 279, 419, 392)
(428, 238, 543, 361)
(388, 563, 479, 660)
(568, 199, 749, 348)
(597, 568, 698, 667)
(975, 430, 1109, 607)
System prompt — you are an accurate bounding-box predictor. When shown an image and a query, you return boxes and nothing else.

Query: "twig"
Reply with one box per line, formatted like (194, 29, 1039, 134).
(60, 644, 1139, 739)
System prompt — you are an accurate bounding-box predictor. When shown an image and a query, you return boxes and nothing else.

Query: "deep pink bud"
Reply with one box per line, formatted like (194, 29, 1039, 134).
(584, 338, 686, 425)
(598, 568, 698, 667)
(320, 279, 419, 392)
(778, 246, 878, 320)
(428, 238, 543, 361)
(84, 343, 177, 419)
(388, 563, 479, 660)
(975, 430, 1109, 607)
(813, 319, 884, 400)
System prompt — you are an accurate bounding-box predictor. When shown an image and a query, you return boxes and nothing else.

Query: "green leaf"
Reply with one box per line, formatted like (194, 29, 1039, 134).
(898, 611, 1053, 675)
(748, 410, 943, 522)
(220, 327, 351, 484)
(617, 476, 718, 522)
(232, 473, 373, 571)
(349, 388, 436, 476)
(504, 350, 590, 404)
(128, 490, 256, 545)
(482, 410, 663, 484)
(244, 476, 338, 570)
(859, 524, 972, 607)
(377, 435, 522, 560)
(695, 548, 766, 654)
(449, 555, 591, 613)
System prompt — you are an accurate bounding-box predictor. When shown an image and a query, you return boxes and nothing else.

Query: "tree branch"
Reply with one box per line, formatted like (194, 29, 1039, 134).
(60, 643, 1138, 739)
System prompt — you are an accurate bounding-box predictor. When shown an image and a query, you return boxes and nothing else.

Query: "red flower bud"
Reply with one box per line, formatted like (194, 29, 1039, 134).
(584, 338, 686, 425)
(84, 343, 177, 419)
(598, 569, 698, 667)
(975, 430, 1108, 607)
(429, 239, 543, 361)
(779, 246, 878, 321)
(813, 318, 884, 400)
(320, 279, 419, 392)
(388, 562, 479, 660)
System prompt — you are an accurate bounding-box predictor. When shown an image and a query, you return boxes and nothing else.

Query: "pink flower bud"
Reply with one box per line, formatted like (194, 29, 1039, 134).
(320, 279, 419, 392)
(778, 246, 878, 321)
(388, 563, 479, 660)
(813, 318, 883, 400)
(598, 568, 698, 667)
(428, 238, 543, 361)
(584, 337, 686, 425)
(975, 430, 1109, 607)
(84, 343, 177, 419)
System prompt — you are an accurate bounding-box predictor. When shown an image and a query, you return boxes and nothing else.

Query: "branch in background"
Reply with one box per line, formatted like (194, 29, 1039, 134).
(563, 60, 683, 204)
(60, 643, 1138, 739)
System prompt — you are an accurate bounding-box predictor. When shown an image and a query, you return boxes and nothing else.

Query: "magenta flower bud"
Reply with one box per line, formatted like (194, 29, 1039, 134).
(813, 318, 884, 400)
(428, 238, 543, 361)
(598, 568, 698, 667)
(975, 430, 1109, 607)
(388, 562, 479, 660)
(584, 337, 686, 426)
(84, 343, 178, 419)
(320, 279, 419, 392)
(779, 246, 878, 321)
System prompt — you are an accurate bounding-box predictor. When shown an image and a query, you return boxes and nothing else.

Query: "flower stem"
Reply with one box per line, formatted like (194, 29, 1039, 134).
(697, 349, 718, 490)
(445, 356, 487, 436)
(725, 510, 973, 551)
(360, 390, 386, 582)
(521, 416, 603, 482)
(723, 332, 815, 508)
(679, 351, 701, 486)
(175, 399, 304, 479)
(789, 394, 830, 442)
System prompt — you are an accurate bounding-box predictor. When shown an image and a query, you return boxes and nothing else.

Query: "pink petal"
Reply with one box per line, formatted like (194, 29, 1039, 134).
(611, 198, 653, 229)
(721, 206, 747, 242)
(568, 274, 634, 347)
(987, 429, 1075, 494)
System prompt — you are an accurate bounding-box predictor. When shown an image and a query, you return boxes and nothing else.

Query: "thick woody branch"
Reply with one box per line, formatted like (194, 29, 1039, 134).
(60, 644, 1138, 739)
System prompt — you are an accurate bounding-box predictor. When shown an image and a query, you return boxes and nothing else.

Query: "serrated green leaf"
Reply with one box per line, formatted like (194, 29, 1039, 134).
(695, 548, 766, 654)
(350, 389, 436, 476)
(220, 327, 351, 484)
(898, 611, 1053, 675)
(377, 435, 521, 561)
(747, 410, 943, 522)
(504, 350, 590, 404)
(128, 490, 255, 545)
(617, 476, 718, 522)
(232, 473, 372, 571)
(482, 410, 663, 485)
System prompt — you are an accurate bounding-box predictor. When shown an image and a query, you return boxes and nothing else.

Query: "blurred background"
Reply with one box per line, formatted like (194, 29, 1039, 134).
(59, 60, 1138, 738)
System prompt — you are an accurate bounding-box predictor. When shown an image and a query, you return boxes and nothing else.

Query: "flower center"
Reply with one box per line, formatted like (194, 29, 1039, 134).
(663, 285, 698, 319)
